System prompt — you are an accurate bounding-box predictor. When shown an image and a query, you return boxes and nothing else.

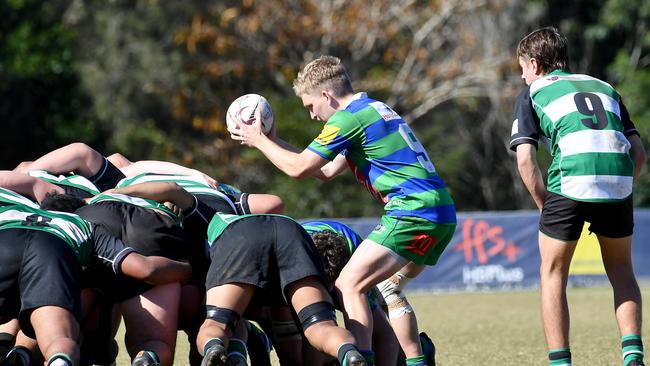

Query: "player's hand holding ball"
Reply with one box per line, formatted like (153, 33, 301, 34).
(226, 94, 274, 147)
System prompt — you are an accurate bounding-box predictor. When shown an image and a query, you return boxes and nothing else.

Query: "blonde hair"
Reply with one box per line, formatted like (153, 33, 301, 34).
(292, 55, 354, 97)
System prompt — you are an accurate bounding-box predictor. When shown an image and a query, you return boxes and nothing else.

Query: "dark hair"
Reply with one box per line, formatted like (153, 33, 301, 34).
(517, 26, 569, 73)
(311, 231, 351, 284)
(40, 192, 87, 212)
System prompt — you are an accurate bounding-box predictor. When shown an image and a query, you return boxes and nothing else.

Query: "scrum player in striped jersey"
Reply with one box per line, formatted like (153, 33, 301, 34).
(510, 27, 646, 366)
(0, 171, 191, 366)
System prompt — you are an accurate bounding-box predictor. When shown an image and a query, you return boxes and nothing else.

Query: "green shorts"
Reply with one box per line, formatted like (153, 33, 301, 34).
(366, 215, 456, 266)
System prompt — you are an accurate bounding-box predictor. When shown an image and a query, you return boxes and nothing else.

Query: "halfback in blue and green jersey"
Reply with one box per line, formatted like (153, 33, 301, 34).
(307, 92, 455, 224)
(529, 70, 635, 202)
(301, 220, 361, 254)
(0, 188, 93, 265)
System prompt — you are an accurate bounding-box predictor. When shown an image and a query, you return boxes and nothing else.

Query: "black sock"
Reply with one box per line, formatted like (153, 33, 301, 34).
(337, 343, 358, 365)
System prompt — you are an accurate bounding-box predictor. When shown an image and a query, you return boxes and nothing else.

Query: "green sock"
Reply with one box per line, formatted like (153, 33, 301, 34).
(47, 353, 74, 366)
(360, 349, 375, 366)
(622, 334, 644, 366)
(203, 337, 225, 355)
(405, 355, 426, 366)
(549, 348, 572, 366)
(227, 338, 247, 363)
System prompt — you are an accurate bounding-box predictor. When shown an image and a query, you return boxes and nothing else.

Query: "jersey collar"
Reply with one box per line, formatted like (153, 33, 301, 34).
(341, 92, 367, 110)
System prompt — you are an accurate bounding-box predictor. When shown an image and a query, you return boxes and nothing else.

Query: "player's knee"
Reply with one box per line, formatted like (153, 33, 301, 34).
(377, 272, 414, 319)
(205, 306, 240, 333)
(335, 273, 364, 294)
(297, 301, 336, 331)
(67, 142, 95, 158)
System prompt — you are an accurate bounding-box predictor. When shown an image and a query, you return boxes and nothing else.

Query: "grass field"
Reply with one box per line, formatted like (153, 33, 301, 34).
(115, 285, 650, 365)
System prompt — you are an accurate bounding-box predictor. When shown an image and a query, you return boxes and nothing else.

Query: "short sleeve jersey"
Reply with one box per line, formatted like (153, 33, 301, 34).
(206, 212, 297, 246)
(509, 70, 639, 202)
(117, 174, 238, 212)
(301, 220, 362, 254)
(89, 193, 180, 222)
(307, 93, 456, 224)
(28, 170, 101, 196)
(0, 188, 133, 271)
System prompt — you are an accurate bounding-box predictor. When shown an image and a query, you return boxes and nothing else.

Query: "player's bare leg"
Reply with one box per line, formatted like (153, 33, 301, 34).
(197, 283, 255, 366)
(121, 283, 181, 366)
(30, 305, 79, 365)
(19, 142, 105, 177)
(287, 276, 366, 366)
(335, 240, 406, 350)
(379, 262, 425, 359)
(538, 232, 577, 350)
(598, 234, 642, 335)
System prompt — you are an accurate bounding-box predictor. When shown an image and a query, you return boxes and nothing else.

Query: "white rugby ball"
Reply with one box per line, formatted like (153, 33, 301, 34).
(225, 94, 274, 135)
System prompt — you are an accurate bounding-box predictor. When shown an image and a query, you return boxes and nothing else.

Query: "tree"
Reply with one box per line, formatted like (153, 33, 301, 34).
(0, 0, 104, 169)
(174, 0, 535, 214)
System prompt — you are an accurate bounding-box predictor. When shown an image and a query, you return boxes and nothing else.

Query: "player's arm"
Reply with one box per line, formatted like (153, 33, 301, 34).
(0, 170, 64, 203)
(92, 224, 192, 285)
(620, 101, 647, 182)
(246, 194, 284, 214)
(105, 182, 195, 212)
(515, 144, 546, 211)
(119, 160, 218, 189)
(119, 252, 192, 285)
(260, 134, 346, 181)
(318, 154, 348, 181)
(628, 134, 647, 182)
(230, 110, 332, 179)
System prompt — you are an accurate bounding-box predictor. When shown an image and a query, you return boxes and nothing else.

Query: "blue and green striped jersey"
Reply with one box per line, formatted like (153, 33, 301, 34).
(307, 93, 455, 224)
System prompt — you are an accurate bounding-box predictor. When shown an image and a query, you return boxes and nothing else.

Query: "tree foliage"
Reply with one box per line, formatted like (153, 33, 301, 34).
(0, 0, 104, 168)
(3, 0, 648, 217)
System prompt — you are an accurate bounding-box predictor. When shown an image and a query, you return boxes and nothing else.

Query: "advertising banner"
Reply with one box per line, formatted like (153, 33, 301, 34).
(336, 209, 650, 291)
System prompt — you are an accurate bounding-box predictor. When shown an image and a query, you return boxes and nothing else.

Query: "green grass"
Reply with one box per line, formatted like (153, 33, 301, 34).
(115, 285, 650, 365)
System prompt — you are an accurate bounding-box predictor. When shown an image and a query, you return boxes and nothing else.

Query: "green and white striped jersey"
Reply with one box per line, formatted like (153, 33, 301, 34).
(510, 70, 639, 202)
(116, 173, 237, 213)
(89, 193, 180, 222)
(0, 187, 39, 208)
(206, 212, 296, 246)
(0, 203, 93, 266)
(28, 170, 100, 196)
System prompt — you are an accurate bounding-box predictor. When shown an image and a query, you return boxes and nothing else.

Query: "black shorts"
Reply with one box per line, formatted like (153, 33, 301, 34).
(540, 192, 634, 241)
(88, 158, 125, 191)
(0, 229, 81, 338)
(76, 201, 191, 301)
(206, 216, 325, 306)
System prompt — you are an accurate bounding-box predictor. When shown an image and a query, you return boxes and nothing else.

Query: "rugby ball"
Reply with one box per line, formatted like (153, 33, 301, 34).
(225, 94, 274, 134)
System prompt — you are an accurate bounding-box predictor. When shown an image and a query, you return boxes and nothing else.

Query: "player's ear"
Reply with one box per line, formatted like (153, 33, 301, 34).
(530, 58, 542, 75)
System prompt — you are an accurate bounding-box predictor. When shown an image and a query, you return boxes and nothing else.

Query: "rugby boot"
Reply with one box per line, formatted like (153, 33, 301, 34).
(1, 346, 30, 366)
(628, 361, 645, 366)
(419, 332, 436, 366)
(201, 343, 228, 366)
(131, 350, 160, 366)
(343, 349, 368, 366)
(245, 321, 271, 366)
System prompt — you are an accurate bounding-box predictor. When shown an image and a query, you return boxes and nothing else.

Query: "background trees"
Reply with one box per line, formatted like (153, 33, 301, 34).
(2, 0, 647, 217)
